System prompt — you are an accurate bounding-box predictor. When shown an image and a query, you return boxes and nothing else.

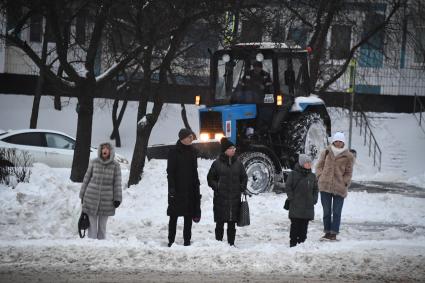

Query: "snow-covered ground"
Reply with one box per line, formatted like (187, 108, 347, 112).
(0, 95, 425, 282)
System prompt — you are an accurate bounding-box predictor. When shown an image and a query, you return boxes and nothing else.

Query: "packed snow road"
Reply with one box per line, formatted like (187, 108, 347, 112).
(1, 163, 424, 282)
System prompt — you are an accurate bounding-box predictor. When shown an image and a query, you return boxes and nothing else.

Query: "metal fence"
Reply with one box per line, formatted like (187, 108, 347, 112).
(354, 110, 382, 171)
(413, 93, 425, 134)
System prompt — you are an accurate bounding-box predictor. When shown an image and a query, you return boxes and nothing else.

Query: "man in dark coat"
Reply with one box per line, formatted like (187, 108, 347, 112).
(167, 128, 201, 247)
(285, 154, 319, 247)
(207, 138, 248, 246)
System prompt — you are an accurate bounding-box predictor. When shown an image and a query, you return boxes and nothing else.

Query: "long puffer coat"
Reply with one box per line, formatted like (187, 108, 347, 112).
(166, 140, 201, 217)
(79, 142, 122, 216)
(285, 164, 318, 220)
(207, 154, 248, 223)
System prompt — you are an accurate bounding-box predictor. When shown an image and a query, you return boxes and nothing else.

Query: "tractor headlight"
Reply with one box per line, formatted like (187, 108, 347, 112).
(214, 133, 224, 141)
(200, 133, 210, 142)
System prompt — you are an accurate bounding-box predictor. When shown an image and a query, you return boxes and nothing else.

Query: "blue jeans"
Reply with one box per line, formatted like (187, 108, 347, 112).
(320, 192, 344, 234)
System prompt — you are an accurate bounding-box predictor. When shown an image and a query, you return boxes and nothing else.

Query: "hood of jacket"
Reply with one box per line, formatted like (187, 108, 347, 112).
(97, 142, 115, 164)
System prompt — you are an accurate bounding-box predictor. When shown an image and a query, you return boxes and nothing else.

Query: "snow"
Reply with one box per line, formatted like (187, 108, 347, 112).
(0, 94, 425, 280)
(137, 115, 148, 127)
(291, 95, 325, 111)
(95, 62, 119, 83)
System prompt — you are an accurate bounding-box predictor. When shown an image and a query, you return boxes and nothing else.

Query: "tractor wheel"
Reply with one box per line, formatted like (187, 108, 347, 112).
(240, 151, 275, 195)
(283, 112, 328, 169)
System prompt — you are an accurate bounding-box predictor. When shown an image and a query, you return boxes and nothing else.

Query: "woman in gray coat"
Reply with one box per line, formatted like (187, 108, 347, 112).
(285, 154, 318, 247)
(79, 142, 122, 239)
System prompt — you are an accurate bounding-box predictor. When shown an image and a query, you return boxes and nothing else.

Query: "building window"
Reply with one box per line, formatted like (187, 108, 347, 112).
(185, 23, 218, 59)
(359, 11, 385, 67)
(240, 17, 263, 42)
(6, 2, 22, 34)
(271, 18, 285, 43)
(76, 11, 86, 45)
(414, 27, 425, 63)
(44, 17, 55, 43)
(330, 25, 351, 60)
(287, 26, 308, 48)
(30, 14, 43, 42)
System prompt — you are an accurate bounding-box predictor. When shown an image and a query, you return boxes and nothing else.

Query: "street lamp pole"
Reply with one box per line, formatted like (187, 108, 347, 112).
(348, 59, 357, 150)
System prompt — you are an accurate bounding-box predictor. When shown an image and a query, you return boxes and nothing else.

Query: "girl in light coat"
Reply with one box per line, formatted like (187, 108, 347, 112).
(315, 132, 354, 241)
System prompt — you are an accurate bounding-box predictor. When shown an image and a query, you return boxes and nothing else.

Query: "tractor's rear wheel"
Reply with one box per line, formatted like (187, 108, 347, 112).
(240, 151, 275, 195)
(283, 112, 328, 169)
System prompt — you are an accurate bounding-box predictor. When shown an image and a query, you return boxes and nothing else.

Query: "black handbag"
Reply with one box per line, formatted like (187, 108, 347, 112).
(283, 199, 290, 210)
(237, 195, 250, 227)
(78, 212, 90, 238)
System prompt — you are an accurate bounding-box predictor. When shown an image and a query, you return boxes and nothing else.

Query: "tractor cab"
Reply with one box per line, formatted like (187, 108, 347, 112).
(210, 43, 311, 106)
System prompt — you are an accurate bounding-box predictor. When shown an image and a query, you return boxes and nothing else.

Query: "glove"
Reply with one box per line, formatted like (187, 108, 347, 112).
(113, 201, 121, 208)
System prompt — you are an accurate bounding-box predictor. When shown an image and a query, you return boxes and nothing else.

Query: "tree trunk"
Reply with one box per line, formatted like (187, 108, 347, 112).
(128, 96, 149, 187)
(70, 87, 94, 182)
(30, 27, 48, 129)
(180, 103, 191, 130)
(110, 98, 128, 147)
(29, 75, 44, 129)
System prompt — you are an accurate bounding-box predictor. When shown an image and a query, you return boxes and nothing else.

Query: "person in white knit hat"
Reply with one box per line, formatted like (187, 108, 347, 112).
(315, 132, 354, 241)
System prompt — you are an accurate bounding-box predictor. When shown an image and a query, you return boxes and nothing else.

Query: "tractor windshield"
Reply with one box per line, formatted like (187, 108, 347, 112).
(215, 57, 273, 103)
(214, 50, 310, 104)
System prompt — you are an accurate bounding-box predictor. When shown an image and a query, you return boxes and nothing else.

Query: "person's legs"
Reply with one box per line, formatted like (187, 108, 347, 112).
(330, 194, 345, 235)
(298, 219, 309, 243)
(289, 218, 299, 247)
(168, 216, 178, 246)
(87, 214, 98, 239)
(227, 221, 236, 245)
(183, 216, 193, 246)
(215, 221, 224, 241)
(320, 192, 332, 234)
(96, 215, 109, 240)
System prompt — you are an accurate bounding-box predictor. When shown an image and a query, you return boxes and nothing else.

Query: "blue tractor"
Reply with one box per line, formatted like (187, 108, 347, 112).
(196, 43, 331, 194)
(147, 43, 331, 194)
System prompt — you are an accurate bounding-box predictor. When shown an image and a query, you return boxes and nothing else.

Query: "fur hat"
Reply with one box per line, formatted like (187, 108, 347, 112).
(220, 137, 234, 153)
(332, 132, 346, 144)
(178, 128, 193, 140)
(298, 154, 312, 166)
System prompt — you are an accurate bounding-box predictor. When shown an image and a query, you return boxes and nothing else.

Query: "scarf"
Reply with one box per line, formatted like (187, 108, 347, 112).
(331, 145, 347, 157)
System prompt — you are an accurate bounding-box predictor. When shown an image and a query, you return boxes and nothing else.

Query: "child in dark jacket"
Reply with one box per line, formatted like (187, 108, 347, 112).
(285, 154, 318, 247)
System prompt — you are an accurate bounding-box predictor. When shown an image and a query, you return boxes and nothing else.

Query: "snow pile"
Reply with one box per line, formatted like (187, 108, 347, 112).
(1, 161, 425, 281)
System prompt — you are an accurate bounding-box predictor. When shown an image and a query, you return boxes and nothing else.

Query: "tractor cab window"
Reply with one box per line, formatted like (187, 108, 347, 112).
(215, 55, 273, 104)
(278, 56, 309, 97)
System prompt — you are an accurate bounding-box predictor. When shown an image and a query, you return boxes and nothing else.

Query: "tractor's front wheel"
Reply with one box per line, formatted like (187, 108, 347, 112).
(240, 151, 275, 195)
(283, 111, 328, 169)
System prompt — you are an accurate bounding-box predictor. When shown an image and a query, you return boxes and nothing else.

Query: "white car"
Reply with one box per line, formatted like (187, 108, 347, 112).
(0, 129, 129, 168)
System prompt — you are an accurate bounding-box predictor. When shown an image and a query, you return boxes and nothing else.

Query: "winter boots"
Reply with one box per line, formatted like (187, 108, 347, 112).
(321, 233, 337, 241)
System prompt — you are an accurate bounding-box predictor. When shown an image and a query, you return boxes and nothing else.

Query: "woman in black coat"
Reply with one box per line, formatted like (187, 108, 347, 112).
(167, 128, 201, 247)
(207, 138, 247, 246)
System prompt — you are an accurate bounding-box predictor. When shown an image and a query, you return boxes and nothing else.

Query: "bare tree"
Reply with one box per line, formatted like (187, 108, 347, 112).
(0, 0, 143, 181)
(123, 0, 239, 186)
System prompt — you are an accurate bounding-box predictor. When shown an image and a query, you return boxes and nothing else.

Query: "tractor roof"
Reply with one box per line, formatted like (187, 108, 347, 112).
(231, 42, 308, 53)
